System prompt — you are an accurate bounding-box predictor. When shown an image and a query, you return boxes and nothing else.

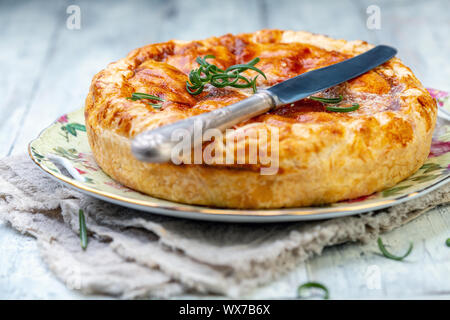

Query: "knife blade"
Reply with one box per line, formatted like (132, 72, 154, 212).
(131, 45, 397, 163)
(267, 45, 397, 104)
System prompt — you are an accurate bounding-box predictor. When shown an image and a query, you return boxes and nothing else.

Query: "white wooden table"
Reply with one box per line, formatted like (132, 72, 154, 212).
(1, 0, 449, 299)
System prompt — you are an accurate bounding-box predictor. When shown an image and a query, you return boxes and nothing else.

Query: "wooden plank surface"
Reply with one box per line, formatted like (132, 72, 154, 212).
(0, 1, 63, 156)
(0, 0, 449, 299)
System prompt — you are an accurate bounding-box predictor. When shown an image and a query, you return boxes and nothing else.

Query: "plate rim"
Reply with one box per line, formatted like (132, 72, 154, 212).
(27, 109, 450, 223)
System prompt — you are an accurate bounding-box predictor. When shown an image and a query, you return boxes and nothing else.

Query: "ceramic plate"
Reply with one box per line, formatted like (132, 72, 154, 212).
(28, 89, 450, 222)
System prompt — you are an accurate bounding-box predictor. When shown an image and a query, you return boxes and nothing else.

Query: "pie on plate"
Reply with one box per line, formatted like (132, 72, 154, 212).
(85, 30, 437, 209)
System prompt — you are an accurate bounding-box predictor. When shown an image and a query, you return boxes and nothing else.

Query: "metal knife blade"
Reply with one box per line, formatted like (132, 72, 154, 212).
(266, 45, 397, 104)
(132, 45, 397, 163)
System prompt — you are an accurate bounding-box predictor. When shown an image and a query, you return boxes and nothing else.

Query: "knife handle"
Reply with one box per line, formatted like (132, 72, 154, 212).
(131, 90, 278, 163)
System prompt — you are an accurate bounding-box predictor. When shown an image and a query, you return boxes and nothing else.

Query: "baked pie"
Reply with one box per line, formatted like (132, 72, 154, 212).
(85, 30, 437, 208)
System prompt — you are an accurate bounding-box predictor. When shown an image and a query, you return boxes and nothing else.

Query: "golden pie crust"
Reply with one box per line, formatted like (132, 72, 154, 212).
(85, 30, 437, 209)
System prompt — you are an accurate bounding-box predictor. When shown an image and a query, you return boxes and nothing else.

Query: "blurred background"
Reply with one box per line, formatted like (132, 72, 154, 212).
(0, 0, 449, 299)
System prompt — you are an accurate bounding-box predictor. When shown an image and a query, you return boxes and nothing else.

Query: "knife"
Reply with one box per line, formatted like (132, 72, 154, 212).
(131, 45, 397, 163)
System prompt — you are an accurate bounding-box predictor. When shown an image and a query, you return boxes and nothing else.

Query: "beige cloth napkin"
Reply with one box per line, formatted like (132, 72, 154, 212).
(0, 154, 448, 298)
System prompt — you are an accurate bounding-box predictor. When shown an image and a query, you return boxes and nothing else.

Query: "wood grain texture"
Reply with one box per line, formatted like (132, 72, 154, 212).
(0, 1, 63, 156)
(0, 0, 449, 299)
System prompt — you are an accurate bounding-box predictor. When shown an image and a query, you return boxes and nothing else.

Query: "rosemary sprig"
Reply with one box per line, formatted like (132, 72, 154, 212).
(79, 209, 88, 250)
(446, 238, 450, 247)
(310, 95, 343, 104)
(377, 237, 413, 261)
(297, 282, 329, 300)
(225, 59, 267, 79)
(186, 55, 266, 95)
(127, 92, 165, 109)
(310, 95, 359, 113)
(325, 103, 360, 113)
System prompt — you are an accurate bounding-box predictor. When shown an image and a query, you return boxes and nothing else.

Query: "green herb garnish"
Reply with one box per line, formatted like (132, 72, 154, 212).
(377, 237, 413, 261)
(186, 55, 266, 95)
(79, 209, 88, 250)
(446, 238, 450, 247)
(310, 95, 359, 112)
(127, 92, 164, 109)
(310, 95, 343, 104)
(325, 103, 360, 113)
(297, 282, 329, 300)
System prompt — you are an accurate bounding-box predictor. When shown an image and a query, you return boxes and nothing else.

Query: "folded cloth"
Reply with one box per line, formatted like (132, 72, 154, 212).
(0, 154, 448, 298)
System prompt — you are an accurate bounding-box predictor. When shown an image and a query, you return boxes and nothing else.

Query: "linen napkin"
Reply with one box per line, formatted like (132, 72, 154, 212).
(0, 154, 448, 298)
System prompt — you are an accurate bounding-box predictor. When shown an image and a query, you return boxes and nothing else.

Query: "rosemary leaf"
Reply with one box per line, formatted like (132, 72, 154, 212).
(310, 95, 343, 104)
(377, 237, 413, 261)
(127, 92, 165, 109)
(325, 103, 360, 113)
(79, 209, 88, 250)
(128, 92, 164, 101)
(297, 282, 329, 300)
